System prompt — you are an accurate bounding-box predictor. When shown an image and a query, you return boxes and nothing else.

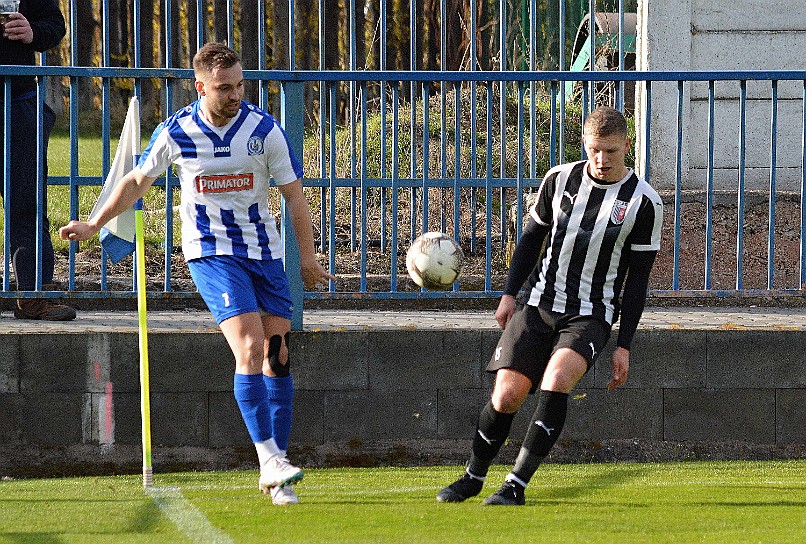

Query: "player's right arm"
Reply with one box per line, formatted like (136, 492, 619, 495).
(495, 174, 555, 328)
(58, 168, 157, 242)
(495, 217, 550, 328)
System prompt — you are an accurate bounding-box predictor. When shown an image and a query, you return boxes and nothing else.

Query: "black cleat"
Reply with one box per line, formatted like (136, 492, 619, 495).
(482, 479, 526, 506)
(436, 473, 484, 503)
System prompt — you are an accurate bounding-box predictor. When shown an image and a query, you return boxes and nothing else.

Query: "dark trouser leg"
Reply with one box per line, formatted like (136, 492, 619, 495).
(4, 98, 56, 290)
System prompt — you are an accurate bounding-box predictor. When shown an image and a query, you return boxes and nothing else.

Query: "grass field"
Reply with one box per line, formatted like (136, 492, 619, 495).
(1, 460, 804, 543)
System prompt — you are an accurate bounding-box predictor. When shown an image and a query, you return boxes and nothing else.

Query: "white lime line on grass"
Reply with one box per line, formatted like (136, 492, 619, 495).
(182, 484, 441, 495)
(148, 486, 234, 544)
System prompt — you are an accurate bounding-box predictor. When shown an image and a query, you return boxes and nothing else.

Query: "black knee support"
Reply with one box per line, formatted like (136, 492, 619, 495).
(268, 332, 291, 377)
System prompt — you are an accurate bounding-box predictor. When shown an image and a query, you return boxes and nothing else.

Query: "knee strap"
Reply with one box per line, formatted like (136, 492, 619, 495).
(268, 333, 291, 377)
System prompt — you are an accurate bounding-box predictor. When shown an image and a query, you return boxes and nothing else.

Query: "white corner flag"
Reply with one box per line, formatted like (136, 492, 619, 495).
(91, 96, 141, 263)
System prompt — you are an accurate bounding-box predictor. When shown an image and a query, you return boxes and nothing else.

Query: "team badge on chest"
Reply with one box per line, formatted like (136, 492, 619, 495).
(247, 136, 264, 156)
(610, 199, 629, 225)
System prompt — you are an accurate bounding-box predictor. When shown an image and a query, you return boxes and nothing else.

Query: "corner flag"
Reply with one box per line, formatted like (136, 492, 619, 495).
(91, 96, 140, 263)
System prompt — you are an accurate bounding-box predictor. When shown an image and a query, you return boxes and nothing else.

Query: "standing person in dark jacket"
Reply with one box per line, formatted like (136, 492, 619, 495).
(1, 0, 74, 320)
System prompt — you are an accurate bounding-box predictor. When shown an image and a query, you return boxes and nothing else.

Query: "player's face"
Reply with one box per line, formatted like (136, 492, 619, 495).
(583, 133, 631, 182)
(196, 63, 245, 126)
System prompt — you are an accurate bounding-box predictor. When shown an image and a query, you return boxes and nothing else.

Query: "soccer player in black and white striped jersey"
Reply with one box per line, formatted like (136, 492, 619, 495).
(437, 106, 663, 506)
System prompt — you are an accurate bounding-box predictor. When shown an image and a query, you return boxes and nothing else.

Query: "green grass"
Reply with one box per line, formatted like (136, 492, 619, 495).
(1, 460, 804, 543)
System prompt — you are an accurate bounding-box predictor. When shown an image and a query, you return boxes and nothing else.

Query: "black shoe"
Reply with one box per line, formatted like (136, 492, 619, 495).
(482, 479, 526, 506)
(436, 473, 484, 503)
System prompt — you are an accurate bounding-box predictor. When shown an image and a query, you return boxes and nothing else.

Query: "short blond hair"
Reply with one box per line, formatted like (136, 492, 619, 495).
(583, 106, 628, 138)
(193, 43, 241, 77)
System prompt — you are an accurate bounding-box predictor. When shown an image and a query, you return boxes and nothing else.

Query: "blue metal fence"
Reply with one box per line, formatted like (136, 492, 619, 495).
(2, 1, 805, 330)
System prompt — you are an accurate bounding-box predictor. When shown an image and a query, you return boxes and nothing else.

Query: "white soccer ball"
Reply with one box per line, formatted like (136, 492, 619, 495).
(406, 231, 465, 290)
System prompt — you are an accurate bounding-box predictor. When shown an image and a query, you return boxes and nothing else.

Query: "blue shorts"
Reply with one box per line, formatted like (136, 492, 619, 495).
(187, 255, 293, 324)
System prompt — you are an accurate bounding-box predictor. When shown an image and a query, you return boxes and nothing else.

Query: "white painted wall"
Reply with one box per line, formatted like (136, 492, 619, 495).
(635, 0, 806, 191)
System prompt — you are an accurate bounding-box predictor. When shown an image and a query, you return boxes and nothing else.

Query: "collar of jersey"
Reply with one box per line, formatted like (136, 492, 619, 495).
(585, 165, 633, 188)
(191, 100, 249, 151)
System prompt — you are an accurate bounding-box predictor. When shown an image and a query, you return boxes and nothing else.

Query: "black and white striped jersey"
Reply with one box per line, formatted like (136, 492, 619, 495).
(525, 160, 663, 325)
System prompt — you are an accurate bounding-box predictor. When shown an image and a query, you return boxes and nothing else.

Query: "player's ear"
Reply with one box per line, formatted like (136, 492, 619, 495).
(195, 80, 205, 95)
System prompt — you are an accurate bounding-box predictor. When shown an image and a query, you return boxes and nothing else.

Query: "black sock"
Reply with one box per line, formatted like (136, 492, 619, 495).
(511, 390, 568, 484)
(467, 401, 516, 477)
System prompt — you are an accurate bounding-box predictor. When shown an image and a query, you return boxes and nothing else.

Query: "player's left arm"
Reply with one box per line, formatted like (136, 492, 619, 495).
(277, 179, 336, 289)
(609, 192, 663, 391)
(609, 249, 657, 390)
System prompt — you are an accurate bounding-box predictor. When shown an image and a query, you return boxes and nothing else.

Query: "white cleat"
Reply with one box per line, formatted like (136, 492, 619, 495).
(258, 456, 304, 493)
(270, 485, 299, 505)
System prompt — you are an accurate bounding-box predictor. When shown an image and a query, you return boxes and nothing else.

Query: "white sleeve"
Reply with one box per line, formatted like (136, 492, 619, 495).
(264, 124, 303, 186)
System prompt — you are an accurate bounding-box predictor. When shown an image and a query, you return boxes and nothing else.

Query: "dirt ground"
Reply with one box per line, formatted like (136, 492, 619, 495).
(649, 193, 804, 296)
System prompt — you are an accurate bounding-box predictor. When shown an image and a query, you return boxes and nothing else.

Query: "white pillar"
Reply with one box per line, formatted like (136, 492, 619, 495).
(635, 0, 692, 190)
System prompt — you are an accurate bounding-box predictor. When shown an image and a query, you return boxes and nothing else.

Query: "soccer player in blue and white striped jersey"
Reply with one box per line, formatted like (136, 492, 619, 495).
(60, 43, 334, 505)
(437, 106, 663, 506)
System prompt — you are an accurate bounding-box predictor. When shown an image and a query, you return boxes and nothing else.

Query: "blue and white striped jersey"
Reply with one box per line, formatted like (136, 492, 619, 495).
(137, 100, 303, 262)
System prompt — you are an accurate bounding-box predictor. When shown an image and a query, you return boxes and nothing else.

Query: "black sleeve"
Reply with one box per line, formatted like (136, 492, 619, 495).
(503, 217, 550, 296)
(26, 0, 67, 52)
(616, 249, 657, 350)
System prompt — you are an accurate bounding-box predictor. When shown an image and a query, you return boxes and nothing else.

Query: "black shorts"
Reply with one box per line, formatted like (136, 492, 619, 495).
(486, 304, 611, 392)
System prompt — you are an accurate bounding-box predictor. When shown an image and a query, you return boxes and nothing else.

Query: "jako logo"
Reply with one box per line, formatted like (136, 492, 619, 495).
(213, 146, 230, 154)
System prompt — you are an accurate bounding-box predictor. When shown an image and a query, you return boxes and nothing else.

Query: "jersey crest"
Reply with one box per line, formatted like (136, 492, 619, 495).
(247, 136, 265, 156)
(610, 199, 629, 225)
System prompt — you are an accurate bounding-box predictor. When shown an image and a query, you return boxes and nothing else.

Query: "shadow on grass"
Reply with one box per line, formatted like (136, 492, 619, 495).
(537, 465, 649, 501)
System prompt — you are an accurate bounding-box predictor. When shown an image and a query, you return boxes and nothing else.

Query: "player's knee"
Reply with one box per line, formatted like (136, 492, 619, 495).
(268, 332, 291, 377)
(491, 391, 526, 413)
(490, 369, 531, 412)
(542, 353, 587, 392)
(490, 383, 529, 413)
(237, 336, 265, 372)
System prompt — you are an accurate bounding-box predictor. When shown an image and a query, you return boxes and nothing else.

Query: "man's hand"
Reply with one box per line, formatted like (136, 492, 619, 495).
(2, 13, 34, 44)
(494, 294, 517, 329)
(607, 346, 630, 391)
(59, 220, 99, 243)
(300, 258, 335, 290)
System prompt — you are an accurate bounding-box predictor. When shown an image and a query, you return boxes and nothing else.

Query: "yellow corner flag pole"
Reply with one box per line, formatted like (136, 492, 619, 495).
(135, 197, 153, 488)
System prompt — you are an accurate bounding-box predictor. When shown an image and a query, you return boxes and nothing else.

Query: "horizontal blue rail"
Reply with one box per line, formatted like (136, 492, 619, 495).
(3, 64, 806, 82)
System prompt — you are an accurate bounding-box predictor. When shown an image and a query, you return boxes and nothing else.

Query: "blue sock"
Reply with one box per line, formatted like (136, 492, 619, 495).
(264, 374, 294, 452)
(234, 373, 273, 443)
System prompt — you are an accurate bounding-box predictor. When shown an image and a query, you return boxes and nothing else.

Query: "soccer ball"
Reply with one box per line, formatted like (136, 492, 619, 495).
(405, 231, 465, 290)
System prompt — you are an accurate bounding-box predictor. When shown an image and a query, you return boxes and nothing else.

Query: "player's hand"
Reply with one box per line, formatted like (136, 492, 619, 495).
(59, 220, 98, 242)
(2, 13, 34, 44)
(300, 260, 336, 290)
(607, 346, 630, 391)
(495, 294, 517, 329)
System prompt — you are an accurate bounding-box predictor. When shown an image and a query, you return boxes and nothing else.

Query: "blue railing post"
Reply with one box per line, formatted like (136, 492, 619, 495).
(280, 80, 306, 330)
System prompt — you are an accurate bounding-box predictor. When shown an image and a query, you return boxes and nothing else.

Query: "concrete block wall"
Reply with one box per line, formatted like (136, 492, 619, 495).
(635, 0, 806, 191)
(0, 326, 803, 469)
